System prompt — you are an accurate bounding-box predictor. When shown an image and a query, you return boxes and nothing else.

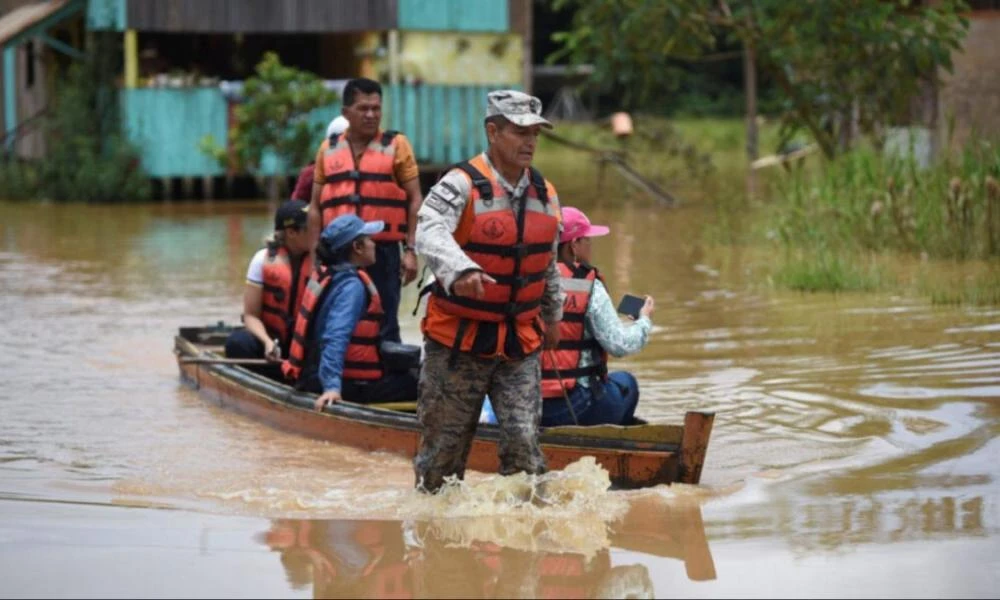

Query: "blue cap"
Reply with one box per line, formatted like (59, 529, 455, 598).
(320, 214, 384, 252)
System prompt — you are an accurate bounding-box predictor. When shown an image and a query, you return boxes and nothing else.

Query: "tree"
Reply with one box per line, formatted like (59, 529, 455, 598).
(201, 52, 338, 197)
(549, 0, 969, 159)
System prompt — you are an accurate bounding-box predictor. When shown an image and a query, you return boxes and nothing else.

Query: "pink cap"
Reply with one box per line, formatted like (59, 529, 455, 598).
(560, 207, 610, 243)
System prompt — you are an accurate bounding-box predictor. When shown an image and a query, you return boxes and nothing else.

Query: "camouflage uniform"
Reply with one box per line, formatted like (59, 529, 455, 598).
(413, 92, 564, 492)
(415, 339, 547, 491)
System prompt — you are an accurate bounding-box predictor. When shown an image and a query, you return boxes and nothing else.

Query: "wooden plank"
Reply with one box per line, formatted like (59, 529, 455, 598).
(402, 82, 417, 141)
(431, 85, 445, 164)
(447, 86, 463, 164)
(123, 29, 137, 88)
(465, 85, 480, 157)
(3, 46, 14, 152)
(127, 0, 397, 33)
(418, 83, 431, 161)
(679, 411, 715, 484)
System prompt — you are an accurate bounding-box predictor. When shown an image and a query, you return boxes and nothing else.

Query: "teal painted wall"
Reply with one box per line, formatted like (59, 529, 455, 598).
(120, 88, 227, 178)
(384, 83, 501, 165)
(86, 0, 126, 31)
(121, 84, 510, 178)
(398, 0, 508, 32)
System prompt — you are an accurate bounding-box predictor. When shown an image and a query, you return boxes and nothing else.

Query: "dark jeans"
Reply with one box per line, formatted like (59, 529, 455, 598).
(223, 328, 284, 381)
(541, 371, 640, 427)
(301, 368, 419, 404)
(370, 241, 402, 343)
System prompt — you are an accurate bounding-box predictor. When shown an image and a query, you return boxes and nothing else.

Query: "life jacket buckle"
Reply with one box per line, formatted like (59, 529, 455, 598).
(348, 169, 361, 181)
(511, 243, 528, 258)
(349, 193, 362, 204)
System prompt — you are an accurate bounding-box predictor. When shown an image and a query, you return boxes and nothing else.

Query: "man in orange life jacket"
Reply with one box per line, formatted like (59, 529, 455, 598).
(412, 90, 565, 492)
(283, 214, 418, 409)
(307, 78, 424, 345)
(540, 207, 655, 427)
(225, 199, 313, 377)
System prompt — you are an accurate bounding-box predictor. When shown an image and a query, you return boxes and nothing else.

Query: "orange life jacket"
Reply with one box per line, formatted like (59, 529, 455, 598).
(282, 265, 384, 383)
(259, 244, 312, 353)
(540, 262, 608, 399)
(421, 155, 560, 360)
(319, 129, 409, 242)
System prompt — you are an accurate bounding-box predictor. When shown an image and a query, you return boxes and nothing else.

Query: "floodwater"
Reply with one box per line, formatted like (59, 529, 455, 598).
(1, 197, 997, 598)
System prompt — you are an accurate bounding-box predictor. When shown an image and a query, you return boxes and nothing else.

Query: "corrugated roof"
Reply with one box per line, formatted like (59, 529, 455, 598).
(0, 0, 69, 47)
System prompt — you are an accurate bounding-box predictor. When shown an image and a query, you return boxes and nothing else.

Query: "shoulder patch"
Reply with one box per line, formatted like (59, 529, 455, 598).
(424, 192, 453, 215)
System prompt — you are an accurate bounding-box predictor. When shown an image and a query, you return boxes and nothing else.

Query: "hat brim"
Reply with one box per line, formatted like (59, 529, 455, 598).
(584, 225, 610, 238)
(505, 113, 554, 129)
(560, 224, 610, 243)
(360, 220, 385, 236)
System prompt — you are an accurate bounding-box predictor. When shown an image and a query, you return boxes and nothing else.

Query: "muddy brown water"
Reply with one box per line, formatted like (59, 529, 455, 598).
(1, 199, 997, 598)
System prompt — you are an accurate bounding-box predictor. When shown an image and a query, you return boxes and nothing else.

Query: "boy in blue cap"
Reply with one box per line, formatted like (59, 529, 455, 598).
(282, 214, 418, 408)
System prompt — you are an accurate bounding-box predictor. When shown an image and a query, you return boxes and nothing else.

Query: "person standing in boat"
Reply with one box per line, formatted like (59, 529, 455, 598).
(282, 214, 418, 408)
(225, 199, 313, 376)
(290, 117, 349, 202)
(307, 78, 424, 345)
(412, 90, 565, 493)
(539, 207, 655, 427)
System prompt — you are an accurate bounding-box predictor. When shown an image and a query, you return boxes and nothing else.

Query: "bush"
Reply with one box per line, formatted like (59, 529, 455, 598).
(0, 33, 149, 202)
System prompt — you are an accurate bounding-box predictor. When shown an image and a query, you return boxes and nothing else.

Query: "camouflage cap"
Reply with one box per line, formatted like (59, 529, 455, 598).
(486, 90, 552, 129)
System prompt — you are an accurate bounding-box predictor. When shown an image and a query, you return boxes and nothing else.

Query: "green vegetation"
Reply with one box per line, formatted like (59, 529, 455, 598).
(0, 33, 149, 202)
(543, 116, 1000, 305)
(549, 0, 968, 158)
(200, 52, 338, 197)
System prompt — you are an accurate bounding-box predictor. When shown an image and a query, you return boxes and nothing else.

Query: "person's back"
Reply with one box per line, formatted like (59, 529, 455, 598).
(539, 207, 655, 427)
(283, 214, 418, 409)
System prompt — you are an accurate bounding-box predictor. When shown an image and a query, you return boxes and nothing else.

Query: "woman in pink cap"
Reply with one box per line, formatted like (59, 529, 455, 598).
(539, 206, 655, 426)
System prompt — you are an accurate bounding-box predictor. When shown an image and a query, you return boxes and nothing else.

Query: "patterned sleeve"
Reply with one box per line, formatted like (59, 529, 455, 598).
(414, 169, 482, 292)
(585, 279, 651, 358)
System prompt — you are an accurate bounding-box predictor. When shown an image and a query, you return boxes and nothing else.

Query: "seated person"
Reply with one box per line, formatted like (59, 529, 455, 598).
(540, 207, 655, 427)
(225, 199, 313, 376)
(282, 214, 418, 410)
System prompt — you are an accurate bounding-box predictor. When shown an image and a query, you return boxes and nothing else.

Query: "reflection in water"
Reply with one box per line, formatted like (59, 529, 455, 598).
(709, 491, 993, 554)
(260, 498, 714, 599)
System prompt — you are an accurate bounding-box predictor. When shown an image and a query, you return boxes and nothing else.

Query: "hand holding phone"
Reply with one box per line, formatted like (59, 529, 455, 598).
(616, 294, 646, 320)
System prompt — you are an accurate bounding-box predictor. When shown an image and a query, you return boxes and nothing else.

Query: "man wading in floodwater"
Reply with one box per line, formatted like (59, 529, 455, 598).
(412, 90, 565, 493)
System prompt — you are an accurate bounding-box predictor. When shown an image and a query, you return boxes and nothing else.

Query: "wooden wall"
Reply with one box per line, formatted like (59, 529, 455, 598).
(125, 0, 398, 33)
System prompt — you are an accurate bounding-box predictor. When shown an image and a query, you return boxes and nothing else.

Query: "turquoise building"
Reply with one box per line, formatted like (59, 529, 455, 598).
(1, 0, 532, 187)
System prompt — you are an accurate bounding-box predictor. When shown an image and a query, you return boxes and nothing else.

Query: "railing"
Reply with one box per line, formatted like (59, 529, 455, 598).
(119, 82, 507, 178)
(1, 106, 48, 158)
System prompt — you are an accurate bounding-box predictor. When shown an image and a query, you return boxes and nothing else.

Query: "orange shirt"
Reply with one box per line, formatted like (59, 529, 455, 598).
(313, 130, 419, 186)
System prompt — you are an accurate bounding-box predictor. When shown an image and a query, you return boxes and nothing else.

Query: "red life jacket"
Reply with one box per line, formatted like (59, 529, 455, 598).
(540, 262, 608, 399)
(282, 265, 384, 383)
(319, 130, 409, 242)
(259, 244, 312, 352)
(421, 154, 560, 359)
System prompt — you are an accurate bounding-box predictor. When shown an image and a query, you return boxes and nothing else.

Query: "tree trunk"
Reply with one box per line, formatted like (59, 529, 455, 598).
(744, 41, 758, 199)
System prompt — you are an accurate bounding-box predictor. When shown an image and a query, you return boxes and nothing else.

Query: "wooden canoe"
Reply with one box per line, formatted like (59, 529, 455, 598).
(174, 324, 714, 488)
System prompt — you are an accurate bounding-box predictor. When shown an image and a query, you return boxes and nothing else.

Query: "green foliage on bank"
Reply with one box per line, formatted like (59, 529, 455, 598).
(0, 33, 149, 202)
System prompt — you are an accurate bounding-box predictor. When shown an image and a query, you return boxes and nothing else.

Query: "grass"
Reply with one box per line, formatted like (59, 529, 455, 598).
(539, 115, 1000, 305)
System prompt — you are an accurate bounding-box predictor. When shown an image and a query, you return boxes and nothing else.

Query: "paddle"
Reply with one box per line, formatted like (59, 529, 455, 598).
(545, 350, 580, 426)
(179, 357, 272, 365)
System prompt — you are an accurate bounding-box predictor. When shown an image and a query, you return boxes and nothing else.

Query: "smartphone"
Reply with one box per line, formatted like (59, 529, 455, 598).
(617, 294, 645, 320)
